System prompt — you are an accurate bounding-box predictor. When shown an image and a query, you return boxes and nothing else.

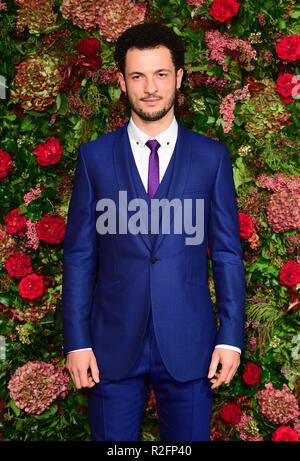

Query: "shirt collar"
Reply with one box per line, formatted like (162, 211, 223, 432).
(127, 115, 178, 149)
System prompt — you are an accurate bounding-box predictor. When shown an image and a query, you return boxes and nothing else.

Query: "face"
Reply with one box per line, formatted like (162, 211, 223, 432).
(118, 45, 183, 122)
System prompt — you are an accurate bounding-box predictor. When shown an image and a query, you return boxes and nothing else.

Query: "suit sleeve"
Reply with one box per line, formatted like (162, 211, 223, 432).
(207, 143, 246, 351)
(61, 145, 97, 356)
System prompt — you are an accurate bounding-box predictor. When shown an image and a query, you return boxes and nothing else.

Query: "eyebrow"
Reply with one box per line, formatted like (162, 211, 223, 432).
(127, 69, 172, 76)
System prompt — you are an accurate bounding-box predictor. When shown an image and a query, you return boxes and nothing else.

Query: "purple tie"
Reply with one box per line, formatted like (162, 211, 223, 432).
(146, 139, 160, 200)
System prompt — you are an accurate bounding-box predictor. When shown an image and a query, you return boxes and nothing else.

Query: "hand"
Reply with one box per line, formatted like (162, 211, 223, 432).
(207, 348, 240, 390)
(66, 350, 100, 389)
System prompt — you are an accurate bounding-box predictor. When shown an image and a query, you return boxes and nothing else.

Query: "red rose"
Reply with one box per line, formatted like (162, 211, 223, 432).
(219, 403, 242, 426)
(238, 213, 254, 239)
(5, 252, 33, 278)
(0, 148, 14, 179)
(4, 208, 27, 236)
(275, 73, 300, 104)
(36, 214, 65, 244)
(272, 425, 299, 441)
(242, 363, 262, 385)
(76, 38, 101, 57)
(279, 260, 300, 288)
(19, 273, 45, 300)
(275, 34, 300, 62)
(209, 0, 240, 24)
(33, 137, 63, 167)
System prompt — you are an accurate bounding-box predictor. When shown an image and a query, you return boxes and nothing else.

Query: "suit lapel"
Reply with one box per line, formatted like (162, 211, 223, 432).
(112, 121, 192, 253)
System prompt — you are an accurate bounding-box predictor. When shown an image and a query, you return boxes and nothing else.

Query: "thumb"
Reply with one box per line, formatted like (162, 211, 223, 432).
(208, 350, 220, 379)
(90, 354, 100, 383)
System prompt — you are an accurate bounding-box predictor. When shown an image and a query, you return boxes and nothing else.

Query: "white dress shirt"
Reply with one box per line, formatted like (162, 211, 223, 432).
(68, 116, 241, 355)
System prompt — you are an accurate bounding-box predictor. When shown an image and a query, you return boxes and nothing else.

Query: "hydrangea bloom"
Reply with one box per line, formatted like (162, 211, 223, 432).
(10, 55, 62, 111)
(8, 360, 70, 414)
(60, 0, 146, 41)
(257, 383, 299, 425)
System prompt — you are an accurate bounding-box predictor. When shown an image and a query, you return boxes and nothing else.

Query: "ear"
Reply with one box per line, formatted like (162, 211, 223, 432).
(118, 72, 126, 93)
(176, 68, 184, 90)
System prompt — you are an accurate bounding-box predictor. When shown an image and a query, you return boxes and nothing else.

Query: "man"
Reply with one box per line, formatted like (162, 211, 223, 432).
(62, 22, 246, 441)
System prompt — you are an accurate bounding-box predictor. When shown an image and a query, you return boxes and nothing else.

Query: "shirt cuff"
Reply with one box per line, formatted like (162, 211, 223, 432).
(214, 344, 241, 354)
(67, 348, 93, 354)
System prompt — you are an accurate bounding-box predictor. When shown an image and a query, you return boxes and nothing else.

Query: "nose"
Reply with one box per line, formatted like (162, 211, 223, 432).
(143, 76, 158, 96)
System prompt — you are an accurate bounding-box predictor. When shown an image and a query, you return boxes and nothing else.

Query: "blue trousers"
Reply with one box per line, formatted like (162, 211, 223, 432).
(88, 309, 213, 441)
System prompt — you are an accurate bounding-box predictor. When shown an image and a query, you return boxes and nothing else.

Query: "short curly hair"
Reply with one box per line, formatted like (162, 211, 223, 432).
(114, 22, 185, 76)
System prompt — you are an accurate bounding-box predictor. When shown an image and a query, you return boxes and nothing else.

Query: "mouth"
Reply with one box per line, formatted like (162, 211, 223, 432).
(143, 99, 160, 105)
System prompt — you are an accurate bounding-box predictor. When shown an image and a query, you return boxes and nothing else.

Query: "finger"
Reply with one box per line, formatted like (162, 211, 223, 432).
(86, 374, 96, 388)
(211, 365, 231, 389)
(208, 354, 220, 379)
(78, 369, 89, 388)
(73, 371, 82, 389)
(224, 365, 238, 385)
(90, 357, 100, 383)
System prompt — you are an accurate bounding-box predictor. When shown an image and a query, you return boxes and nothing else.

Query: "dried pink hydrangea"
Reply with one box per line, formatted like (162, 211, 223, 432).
(60, 0, 146, 41)
(15, 0, 57, 34)
(235, 411, 263, 441)
(8, 360, 70, 414)
(60, 0, 101, 30)
(266, 190, 300, 233)
(96, 0, 147, 42)
(257, 383, 299, 425)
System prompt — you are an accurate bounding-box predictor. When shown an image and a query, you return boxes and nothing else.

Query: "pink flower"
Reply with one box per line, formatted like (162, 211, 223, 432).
(8, 361, 70, 414)
(257, 383, 299, 425)
(235, 412, 263, 441)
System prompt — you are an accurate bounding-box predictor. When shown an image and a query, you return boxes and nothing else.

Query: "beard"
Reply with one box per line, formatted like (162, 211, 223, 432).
(126, 85, 177, 122)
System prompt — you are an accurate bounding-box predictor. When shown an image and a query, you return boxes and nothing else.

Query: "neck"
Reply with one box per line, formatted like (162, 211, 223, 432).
(131, 110, 174, 137)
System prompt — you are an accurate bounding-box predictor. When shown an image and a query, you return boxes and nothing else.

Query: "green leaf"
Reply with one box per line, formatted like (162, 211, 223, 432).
(20, 117, 35, 132)
(277, 19, 286, 29)
(58, 93, 69, 116)
(108, 86, 121, 102)
(56, 93, 61, 112)
(207, 116, 215, 125)
(290, 6, 300, 19)
(0, 293, 15, 307)
(8, 399, 21, 417)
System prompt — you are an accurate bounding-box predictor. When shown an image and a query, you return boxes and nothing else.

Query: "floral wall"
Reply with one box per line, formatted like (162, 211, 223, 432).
(0, 0, 299, 442)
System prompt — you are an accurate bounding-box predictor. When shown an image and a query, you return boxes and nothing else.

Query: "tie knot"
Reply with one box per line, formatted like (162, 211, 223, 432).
(146, 139, 160, 153)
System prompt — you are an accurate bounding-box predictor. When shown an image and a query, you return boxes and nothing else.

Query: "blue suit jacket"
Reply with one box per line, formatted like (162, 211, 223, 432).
(61, 120, 246, 382)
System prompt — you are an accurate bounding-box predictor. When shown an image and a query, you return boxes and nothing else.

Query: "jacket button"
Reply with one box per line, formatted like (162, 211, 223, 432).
(150, 257, 158, 264)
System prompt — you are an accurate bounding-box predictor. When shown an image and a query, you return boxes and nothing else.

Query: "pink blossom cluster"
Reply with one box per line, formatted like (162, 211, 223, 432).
(257, 383, 299, 425)
(256, 173, 300, 194)
(284, 232, 299, 254)
(258, 48, 274, 64)
(219, 84, 250, 133)
(67, 94, 93, 118)
(97, 66, 118, 85)
(23, 183, 42, 207)
(204, 29, 257, 72)
(187, 0, 206, 7)
(8, 360, 70, 414)
(0, 1, 7, 9)
(257, 13, 266, 26)
(235, 412, 263, 441)
(23, 220, 40, 251)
